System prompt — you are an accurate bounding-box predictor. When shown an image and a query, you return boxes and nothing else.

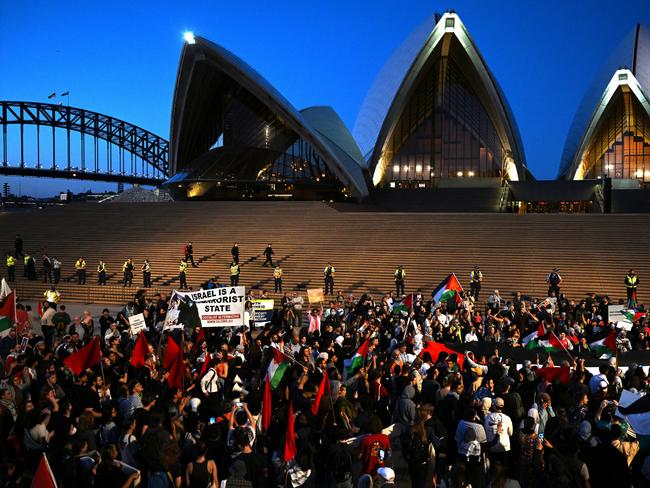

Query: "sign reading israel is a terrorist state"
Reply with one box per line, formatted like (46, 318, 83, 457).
(194, 286, 246, 327)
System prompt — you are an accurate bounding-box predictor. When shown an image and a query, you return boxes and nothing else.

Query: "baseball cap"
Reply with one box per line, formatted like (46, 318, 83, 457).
(377, 467, 395, 482)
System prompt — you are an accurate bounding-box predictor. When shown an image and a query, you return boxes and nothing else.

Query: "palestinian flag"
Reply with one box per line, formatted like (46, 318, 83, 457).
(0, 279, 16, 337)
(391, 294, 413, 315)
(535, 366, 571, 384)
(419, 341, 464, 368)
(432, 274, 463, 304)
(523, 323, 546, 350)
(589, 330, 616, 358)
(623, 309, 646, 323)
(536, 332, 564, 352)
(267, 347, 291, 389)
(344, 338, 370, 379)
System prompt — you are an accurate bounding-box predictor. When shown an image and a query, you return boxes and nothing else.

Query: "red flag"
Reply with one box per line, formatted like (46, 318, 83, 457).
(164, 336, 183, 389)
(311, 372, 331, 415)
(535, 366, 571, 384)
(63, 337, 101, 375)
(419, 341, 464, 368)
(263, 377, 272, 431)
(130, 332, 151, 368)
(32, 453, 57, 488)
(284, 401, 297, 462)
(193, 328, 205, 354)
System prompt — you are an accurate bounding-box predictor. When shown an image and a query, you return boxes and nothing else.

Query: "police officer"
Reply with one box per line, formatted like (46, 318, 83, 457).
(547, 268, 562, 297)
(141, 259, 152, 287)
(470, 265, 483, 301)
(231, 243, 240, 265)
(394, 265, 406, 296)
(97, 260, 107, 285)
(263, 243, 274, 267)
(52, 256, 61, 284)
(179, 258, 189, 289)
(23, 253, 30, 278)
(324, 262, 335, 295)
(25, 254, 36, 281)
(274, 265, 283, 293)
(6, 253, 15, 282)
(75, 257, 86, 284)
(43, 286, 60, 310)
(625, 269, 639, 308)
(230, 261, 240, 286)
(122, 258, 134, 287)
(42, 254, 52, 283)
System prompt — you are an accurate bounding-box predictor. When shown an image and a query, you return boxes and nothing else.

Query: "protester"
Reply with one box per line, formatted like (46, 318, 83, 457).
(0, 268, 648, 488)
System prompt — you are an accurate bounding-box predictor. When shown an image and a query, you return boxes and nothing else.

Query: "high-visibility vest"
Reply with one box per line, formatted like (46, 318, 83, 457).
(324, 266, 335, 277)
(230, 264, 240, 276)
(24, 255, 30, 266)
(142, 262, 151, 272)
(123, 261, 133, 272)
(6, 256, 15, 267)
(395, 268, 405, 280)
(97, 263, 106, 273)
(626, 274, 638, 288)
(180, 261, 188, 273)
(471, 271, 482, 282)
(75, 259, 86, 270)
(44, 290, 59, 303)
(274, 267, 283, 278)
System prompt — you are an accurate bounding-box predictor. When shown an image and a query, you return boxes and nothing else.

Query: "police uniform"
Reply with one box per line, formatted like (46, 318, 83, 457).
(274, 266, 283, 292)
(394, 267, 406, 296)
(75, 258, 86, 284)
(6, 255, 15, 282)
(625, 272, 639, 307)
(97, 261, 107, 285)
(43, 289, 59, 309)
(142, 260, 151, 287)
(230, 262, 240, 286)
(324, 265, 335, 294)
(179, 260, 188, 288)
(122, 260, 134, 287)
(470, 268, 483, 301)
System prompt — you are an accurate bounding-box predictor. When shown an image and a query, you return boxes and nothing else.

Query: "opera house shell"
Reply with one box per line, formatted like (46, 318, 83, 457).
(354, 12, 528, 189)
(166, 36, 369, 200)
(560, 24, 650, 183)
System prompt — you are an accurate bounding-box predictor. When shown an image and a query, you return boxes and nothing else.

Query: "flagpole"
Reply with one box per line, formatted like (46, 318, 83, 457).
(551, 330, 575, 365)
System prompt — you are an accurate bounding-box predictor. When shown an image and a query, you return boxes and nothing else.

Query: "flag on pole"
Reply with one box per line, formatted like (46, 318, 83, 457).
(311, 372, 331, 415)
(432, 274, 464, 303)
(32, 453, 57, 488)
(63, 336, 101, 375)
(418, 340, 465, 368)
(391, 294, 413, 315)
(61, 91, 69, 97)
(48, 93, 56, 99)
(344, 338, 370, 379)
(535, 366, 571, 384)
(523, 323, 546, 350)
(284, 401, 297, 461)
(267, 347, 291, 389)
(588, 330, 617, 358)
(130, 332, 151, 368)
(0, 278, 16, 337)
(262, 377, 272, 431)
(164, 335, 183, 388)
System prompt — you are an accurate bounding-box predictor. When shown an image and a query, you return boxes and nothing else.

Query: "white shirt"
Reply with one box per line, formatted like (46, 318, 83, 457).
(465, 332, 479, 343)
(484, 411, 513, 452)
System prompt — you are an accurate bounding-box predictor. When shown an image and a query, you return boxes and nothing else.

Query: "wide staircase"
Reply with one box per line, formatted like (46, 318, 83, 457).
(1, 201, 649, 306)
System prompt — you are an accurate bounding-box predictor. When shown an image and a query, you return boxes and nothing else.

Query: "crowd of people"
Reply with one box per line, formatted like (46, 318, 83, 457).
(0, 267, 649, 488)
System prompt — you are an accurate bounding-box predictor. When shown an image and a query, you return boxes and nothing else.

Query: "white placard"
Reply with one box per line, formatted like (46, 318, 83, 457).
(128, 313, 146, 335)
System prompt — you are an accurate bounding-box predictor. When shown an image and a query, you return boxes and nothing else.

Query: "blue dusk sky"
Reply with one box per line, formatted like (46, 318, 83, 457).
(0, 0, 649, 196)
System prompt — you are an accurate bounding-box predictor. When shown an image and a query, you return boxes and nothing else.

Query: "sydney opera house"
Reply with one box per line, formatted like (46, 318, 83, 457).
(164, 12, 650, 213)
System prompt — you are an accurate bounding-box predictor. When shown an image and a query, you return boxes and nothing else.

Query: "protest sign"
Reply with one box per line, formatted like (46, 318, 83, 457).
(195, 286, 246, 327)
(129, 313, 146, 335)
(307, 288, 324, 304)
(251, 299, 274, 327)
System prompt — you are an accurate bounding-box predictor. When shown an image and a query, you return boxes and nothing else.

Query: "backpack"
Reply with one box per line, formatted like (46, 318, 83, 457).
(404, 431, 430, 466)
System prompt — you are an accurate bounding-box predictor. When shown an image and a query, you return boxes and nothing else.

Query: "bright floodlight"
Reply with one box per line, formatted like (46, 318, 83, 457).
(184, 31, 196, 44)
